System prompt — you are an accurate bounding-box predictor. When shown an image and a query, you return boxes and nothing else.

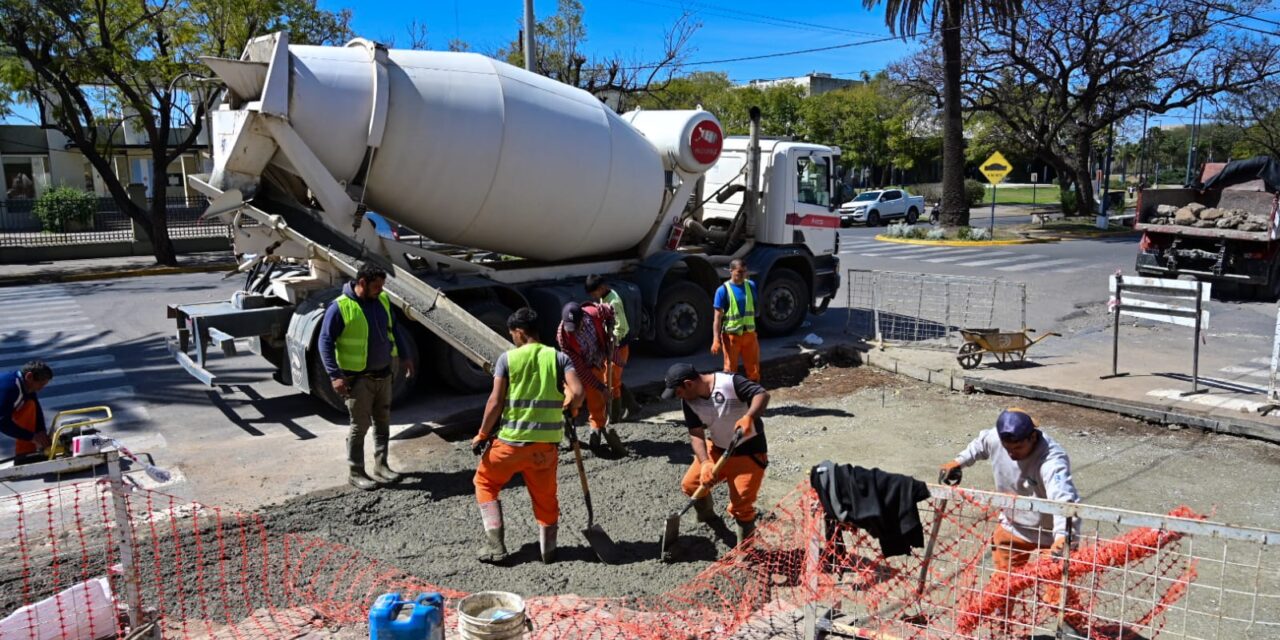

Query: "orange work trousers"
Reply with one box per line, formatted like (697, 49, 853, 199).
(586, 366, 609, 430)
(474, 440, 559, 526)
(680, 444, 766, 522)
(611, 344, 629, 397)
(722, 331, 761, 381)
(12, 400, 38, 456)
(991, 526, 1079, 628)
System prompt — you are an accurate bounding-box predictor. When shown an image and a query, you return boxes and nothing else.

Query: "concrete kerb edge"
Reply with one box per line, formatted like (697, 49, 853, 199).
(965, 376, 1280, 446)
(0, 261, 236, 288)
(861, 348, 966, 393)
(872, 235, 1055, 247)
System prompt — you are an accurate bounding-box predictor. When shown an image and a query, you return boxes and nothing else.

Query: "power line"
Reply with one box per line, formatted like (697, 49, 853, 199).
(1186, 0, 1280, 29)
(621, 0, 885, 38)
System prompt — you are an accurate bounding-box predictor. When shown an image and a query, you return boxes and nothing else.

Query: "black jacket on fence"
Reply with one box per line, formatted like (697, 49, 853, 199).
(810, 460, 931, 557)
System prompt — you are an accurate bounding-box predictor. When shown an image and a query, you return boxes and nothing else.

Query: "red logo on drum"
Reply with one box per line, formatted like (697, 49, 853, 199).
(689, 120, 723, 165)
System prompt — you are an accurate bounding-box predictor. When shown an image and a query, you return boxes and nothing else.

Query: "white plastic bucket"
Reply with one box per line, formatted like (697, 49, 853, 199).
(456, 591, 528, 640)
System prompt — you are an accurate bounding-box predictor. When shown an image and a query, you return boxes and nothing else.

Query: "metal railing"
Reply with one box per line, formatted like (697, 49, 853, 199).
(0, 196, 221, 247)
(844, 268, 1028, 349)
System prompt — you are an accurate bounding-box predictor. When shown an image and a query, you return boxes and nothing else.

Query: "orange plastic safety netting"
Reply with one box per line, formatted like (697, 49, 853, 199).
(3, 478, 1271, 640)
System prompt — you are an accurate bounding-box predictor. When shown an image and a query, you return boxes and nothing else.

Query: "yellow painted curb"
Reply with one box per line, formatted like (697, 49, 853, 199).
(873, 234, 1055, 247)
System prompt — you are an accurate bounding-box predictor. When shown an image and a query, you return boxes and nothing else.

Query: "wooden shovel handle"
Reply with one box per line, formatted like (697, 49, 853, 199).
(691, 430, 745, 500)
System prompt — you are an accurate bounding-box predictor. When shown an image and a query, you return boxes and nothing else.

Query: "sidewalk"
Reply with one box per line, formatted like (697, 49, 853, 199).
(860, 331, 1280, 444)
(0, 250, 236, 287)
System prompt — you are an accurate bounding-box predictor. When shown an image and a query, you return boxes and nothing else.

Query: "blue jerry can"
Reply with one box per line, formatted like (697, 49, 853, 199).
(369, 592, 445, 640)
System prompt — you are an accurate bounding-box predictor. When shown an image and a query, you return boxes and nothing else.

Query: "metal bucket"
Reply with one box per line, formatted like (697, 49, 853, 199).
(456, 591, 528, 640)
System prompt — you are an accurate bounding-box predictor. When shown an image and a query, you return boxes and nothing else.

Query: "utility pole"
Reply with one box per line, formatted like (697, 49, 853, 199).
(1138, 111, 1149, 187)
(1098, 118, 1116, 230)
(523, 0, 536, 72)
(1184, 100, 1201, 185)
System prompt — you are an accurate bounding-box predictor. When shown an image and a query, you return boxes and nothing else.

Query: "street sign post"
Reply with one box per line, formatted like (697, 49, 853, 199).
(981, 152, 1012, 234)
(1031, 172, 1038, 204)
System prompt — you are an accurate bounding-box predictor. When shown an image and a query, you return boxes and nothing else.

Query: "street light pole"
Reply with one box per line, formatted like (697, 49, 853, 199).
(523, 0, 536, 72)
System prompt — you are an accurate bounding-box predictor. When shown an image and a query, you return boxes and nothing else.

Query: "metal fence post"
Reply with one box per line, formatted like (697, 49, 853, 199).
(1101, 275, 1125, 379)
(1020, 283, 1027, 333)
(1184, 281, 1204, 396)
(107, 450, 144, 631)
(944, 282, 953, 348)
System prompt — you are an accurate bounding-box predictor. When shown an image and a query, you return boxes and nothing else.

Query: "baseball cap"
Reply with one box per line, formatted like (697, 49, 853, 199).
(996, 407, 1038, 442)
(561, 302, 583, 332)
(661, 363, 699, 399)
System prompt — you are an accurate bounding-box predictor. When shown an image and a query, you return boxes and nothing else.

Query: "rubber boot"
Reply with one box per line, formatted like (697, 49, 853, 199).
(602, 427, 629, 457)
(609, 397, 624, 423)
(692, 495, 717, 523)
(348, 467, 378, 491)
(477, 501, 508, 564)
(588, 429, 602, 452)
(735, 517, 757, 547)
(620, 385, 641, 420)
(369, 431, 403, 484)
(539, 524, 558, 565)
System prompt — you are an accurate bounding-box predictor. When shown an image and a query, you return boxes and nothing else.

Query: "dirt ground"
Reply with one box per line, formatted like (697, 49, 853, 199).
(252, 359, 1280, 603)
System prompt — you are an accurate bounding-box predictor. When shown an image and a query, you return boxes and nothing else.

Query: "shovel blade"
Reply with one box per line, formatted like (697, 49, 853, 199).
(582, 524, 621, 564)
(659, 512, 682, 561)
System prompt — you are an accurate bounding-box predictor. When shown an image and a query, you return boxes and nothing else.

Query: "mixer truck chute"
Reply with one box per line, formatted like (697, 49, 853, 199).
(167, 32, 840, 408)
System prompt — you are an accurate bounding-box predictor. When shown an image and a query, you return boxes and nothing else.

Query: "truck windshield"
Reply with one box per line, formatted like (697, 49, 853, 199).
(853, 192, 879, 202)
(796, 157, 830, 206)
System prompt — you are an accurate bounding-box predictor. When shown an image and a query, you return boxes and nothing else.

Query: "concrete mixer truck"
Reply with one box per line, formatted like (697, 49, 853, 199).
(166, 33, 841, 409)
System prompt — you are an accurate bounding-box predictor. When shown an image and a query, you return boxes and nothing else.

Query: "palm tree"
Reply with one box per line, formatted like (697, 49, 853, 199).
(865, 0, 1020, 227)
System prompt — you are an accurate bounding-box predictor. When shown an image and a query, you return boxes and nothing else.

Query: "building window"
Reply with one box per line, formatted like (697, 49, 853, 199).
(4, 159, 37, 199)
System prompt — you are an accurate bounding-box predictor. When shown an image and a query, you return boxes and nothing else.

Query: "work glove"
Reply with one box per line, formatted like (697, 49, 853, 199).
(471, 433, 492, 456)
(734, 416, 756, 438)
(938, 461, 963, 486)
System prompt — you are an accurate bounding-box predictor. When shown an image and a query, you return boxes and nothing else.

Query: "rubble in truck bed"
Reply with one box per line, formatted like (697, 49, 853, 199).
(1147, 202, 1269, 231)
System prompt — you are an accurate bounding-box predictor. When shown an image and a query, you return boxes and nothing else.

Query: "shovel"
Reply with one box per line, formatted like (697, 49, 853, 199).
(902, 474, 961, 627)
(659, 430, 744, 561)
(564, 412, 621, 564)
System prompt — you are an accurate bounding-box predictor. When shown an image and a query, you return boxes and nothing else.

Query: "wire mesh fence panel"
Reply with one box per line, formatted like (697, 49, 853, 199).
(2, 472, 1276, 640)
(845, 269, 1027, 350)
(0, 196, 222, 248)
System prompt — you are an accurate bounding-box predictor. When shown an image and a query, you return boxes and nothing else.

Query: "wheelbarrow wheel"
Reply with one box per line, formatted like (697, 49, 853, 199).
(956, 342, 983, 369)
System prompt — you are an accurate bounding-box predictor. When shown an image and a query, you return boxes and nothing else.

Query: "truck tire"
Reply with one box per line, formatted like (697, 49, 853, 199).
(435, 300, 511, 393)
(906, 207, 919, 224)
(653, 281, 712, 356)
(308, 316, 421, 413)
(867, 211, 881, 226)
(757, 268, 810, 337)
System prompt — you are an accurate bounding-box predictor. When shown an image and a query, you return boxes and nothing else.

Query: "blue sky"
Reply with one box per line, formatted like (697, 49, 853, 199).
(331, 0, 919, 84)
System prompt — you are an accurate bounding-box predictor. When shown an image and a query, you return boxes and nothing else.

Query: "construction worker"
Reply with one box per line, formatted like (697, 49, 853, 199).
(939, 408, 1081, 571)
(471, 308, 585, 565)
(557, 301, 627, 457)
(585, 275, 640, 421)
(662, 362, 770, 546)
(712, 259, 760, 381)
(1, 360, 53, 460)
(319, 263, 415, 491)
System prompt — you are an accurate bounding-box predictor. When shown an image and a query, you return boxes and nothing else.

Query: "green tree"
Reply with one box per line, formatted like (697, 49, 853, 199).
(0, 0, 352, 265)
(864, 0, 1022, 226)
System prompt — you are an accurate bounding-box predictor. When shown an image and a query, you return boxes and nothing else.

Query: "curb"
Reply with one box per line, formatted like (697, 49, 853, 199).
(873, 235, 1055, 247)
(859, 347, 1280, 445)
(0, 262, 236, 288)
(1020, 229, 1140, 241)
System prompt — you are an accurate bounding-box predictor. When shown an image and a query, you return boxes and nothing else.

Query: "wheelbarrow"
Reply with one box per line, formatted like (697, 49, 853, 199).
(955, 328, 1059, 369)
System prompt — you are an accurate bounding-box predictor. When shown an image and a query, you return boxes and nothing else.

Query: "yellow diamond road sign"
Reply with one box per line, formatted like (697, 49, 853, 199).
(981, 151, 1012, 185)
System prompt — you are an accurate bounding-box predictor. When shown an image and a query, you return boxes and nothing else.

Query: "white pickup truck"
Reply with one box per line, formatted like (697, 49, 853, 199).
(839, 188, 926, 227)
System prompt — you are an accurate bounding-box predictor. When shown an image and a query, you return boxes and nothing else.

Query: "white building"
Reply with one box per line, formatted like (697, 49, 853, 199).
(741, 73, 860, 97)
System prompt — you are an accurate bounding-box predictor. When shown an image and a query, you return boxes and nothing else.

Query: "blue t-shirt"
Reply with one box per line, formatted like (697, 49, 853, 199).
(713, 280, 758, 313)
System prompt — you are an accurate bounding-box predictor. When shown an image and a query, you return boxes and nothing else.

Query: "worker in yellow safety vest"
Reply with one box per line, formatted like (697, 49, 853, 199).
(711, 259, 760, 381)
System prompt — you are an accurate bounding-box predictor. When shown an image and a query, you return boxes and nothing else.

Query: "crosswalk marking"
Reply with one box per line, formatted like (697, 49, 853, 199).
(859, 245, 953, 257)
(886, 247, 959, 259)
(0, 324, 98, 336)
(920, 249, 988, 263)
(0, 354, 115, 371)
(955, 254, 1045, 267)
(1, 315, 93, 329)
(0, 301, 82, 317)
(995, 258, 1080, 271)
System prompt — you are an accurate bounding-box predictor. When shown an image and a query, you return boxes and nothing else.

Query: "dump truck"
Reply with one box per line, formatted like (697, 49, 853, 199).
(1134, 157, 1280, 299)
(166, 33, 842, 409)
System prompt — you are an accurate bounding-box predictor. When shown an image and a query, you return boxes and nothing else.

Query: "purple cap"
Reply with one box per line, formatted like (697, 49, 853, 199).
(561, 302, 583, 333)
(996, 408, 1038, 441)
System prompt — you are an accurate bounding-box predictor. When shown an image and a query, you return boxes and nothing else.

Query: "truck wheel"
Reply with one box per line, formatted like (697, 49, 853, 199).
(906, 207, 919, 224)
(436, 300, 511, 393)
(867, 211, 881, 227)
(653, 281, 712, 356)
(757, 268, 811, 337)
(308, 348, 347, 413)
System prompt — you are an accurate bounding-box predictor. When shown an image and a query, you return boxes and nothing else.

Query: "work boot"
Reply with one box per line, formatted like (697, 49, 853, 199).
(602, 427, 629, 457)
(692, 495, 717, 523)
(348, 468, 378, 491)
(609, 397, 624, 423)
(588, 429, 602, 452)
(370, 427, 403, 484)
(620, 385, 641, 420)
(369, 460, 403, 484)
(478, 501, 509, 564)
(735, 517, 757, 547)
(539, 524, 558, 565)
